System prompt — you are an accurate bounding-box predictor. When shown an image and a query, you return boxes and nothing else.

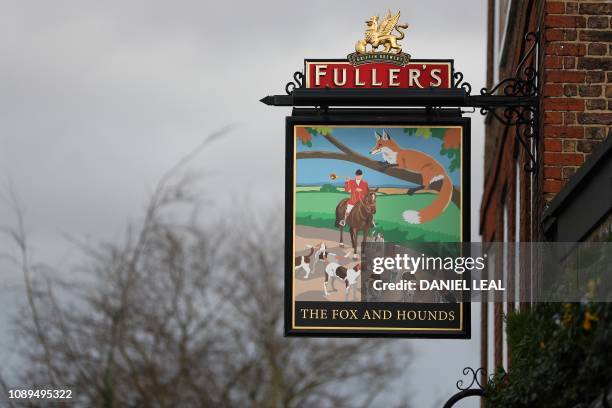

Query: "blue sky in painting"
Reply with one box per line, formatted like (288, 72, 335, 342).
(296, 127, 461, 187)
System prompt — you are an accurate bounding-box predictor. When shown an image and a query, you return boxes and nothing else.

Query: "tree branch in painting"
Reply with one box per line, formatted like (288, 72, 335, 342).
(296, 127, 461, 208)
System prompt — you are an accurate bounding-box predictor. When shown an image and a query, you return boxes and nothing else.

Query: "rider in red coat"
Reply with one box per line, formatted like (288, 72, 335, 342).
(339, 169, 369, 226)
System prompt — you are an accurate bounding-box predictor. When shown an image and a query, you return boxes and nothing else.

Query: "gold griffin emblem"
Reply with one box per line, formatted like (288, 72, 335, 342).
(348, 10, 410, 66)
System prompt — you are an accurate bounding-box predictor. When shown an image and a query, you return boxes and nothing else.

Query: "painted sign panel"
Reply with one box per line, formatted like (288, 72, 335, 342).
(285, 113, 471, 338)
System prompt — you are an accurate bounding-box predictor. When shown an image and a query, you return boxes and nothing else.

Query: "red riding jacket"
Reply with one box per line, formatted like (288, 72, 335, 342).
(345, 179, 369, 205)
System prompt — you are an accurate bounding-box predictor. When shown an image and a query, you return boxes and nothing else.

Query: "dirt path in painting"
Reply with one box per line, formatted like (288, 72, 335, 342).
(294, 225, 364, 302)
(294, 225, 459, 303)
(294, 225, 365, 257)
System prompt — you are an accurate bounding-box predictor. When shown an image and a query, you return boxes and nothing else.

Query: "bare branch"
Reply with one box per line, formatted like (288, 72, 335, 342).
(2, 130, 410, 407)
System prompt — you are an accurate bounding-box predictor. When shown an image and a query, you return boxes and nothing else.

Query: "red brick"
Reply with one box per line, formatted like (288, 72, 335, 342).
(586, 99, 607, 110)
(544, 111, 563, 124)
(546, 43, 586, 57)
(586, 71, 605, 83)
(578, 57, 612, 71)
(585, 127, 606, 139)
(587, 16, 609, 29)
(563, 140, 577, 152)
(544, 83, 563, 97)
(563, 57, 576, 69)
(545, 71, 586, 83)
(579, 85, 602, 97)
(577, 140, 596, 153)
(563, 84, 577, 97)
(544, 139, 562, 152)
(545, 28, 564, 41)
(544, 56, 563, 69)
(563, 112, 576, 125)
(566, 2, 578, 14)
(544, 152, 585, 166)
(606, 85, 612, 98)
(579, 30, 612, 43)
(562, 167, 578, 179)
(546, 1, 565, 14)
(564, 29, 577, 41)
(543, 98, 585, 111)
(545, 15, 586, 28)
(588, 43, 607, 56)
(544, 167, 562, 179)
(544, 126, 584, 138)
(563, 112, 576, 126)
(579, 3, 612, 15)
(577, 113, 612, 125)
(543, 179, 564, 193)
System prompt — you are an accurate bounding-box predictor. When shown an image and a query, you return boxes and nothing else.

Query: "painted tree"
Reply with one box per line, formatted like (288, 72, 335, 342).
(296, 127, 461, 207)
(406, 127, 462, 172)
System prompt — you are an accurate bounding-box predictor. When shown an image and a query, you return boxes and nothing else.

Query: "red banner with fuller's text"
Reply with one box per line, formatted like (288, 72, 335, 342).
(304, 60, 452, 89)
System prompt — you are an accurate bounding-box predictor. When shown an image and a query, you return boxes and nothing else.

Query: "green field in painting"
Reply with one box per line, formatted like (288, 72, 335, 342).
(296, 186, 322, 192)
(295, 191, 460, 244)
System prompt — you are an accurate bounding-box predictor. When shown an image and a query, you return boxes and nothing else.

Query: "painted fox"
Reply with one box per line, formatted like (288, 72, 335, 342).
(369, 130, 453, 224)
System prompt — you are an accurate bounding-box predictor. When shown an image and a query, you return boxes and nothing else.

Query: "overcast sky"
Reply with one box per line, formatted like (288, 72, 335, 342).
(0, 1, 486, 406)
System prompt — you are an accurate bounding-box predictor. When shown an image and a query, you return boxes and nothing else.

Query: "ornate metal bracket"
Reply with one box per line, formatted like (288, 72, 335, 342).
(443, 367, 487, 408)
(459, 31, 540, 173)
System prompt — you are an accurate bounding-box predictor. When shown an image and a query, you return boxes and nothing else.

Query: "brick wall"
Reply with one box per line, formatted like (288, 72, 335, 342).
(542, 1, 612, 200)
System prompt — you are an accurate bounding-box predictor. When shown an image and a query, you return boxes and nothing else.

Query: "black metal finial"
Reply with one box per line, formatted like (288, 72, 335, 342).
(442, 367, 487, 408)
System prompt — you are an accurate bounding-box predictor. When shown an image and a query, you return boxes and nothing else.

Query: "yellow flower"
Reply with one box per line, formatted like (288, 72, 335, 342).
(586, 279, 599, 300)
(582, 311, 599, 331)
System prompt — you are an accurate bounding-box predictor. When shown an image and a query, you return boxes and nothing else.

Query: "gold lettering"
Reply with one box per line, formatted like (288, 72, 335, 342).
(333, 68, 347, 86)
(371, 69, 382, 86)
(355, 69, 365, 86)
(315, 65, 327, 86)
(389, 68, 400, 87)
(430, 68, 442, 87)
(301, 308, 327, 319)
(408, 69, 424, 88)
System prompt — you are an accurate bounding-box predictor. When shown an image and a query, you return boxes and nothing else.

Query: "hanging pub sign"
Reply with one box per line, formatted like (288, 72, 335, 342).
(266, 10, 471, 338)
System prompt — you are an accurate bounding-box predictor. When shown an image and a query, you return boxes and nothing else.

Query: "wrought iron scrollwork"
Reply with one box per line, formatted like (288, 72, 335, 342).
(481, 31, 540, 173)
(453, 71, 472, 95)
(480, 105, 538, 172)
(285, 71, 304, 95)
(481, 31, 539, 98)
(456, 367, 486, 391)
(480, 66, 537, 97)
(480, 32, 540, 96)
(443, 367, 487, 408)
